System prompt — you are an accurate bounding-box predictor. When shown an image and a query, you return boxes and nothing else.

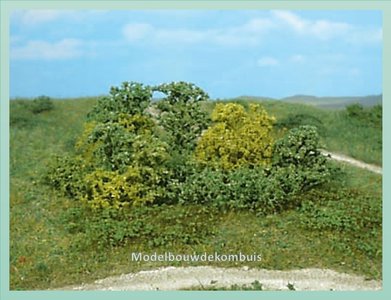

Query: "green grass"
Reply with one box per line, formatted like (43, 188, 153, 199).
(10, 97, 382, 290)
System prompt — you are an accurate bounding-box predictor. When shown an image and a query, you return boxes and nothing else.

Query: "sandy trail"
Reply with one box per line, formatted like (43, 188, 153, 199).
(321, 150, 382, 174)
(57, 266, 381, 291)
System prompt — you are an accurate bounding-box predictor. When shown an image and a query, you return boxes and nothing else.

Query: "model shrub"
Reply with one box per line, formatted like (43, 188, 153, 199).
(47, 81, 336, 217)
(154, 81, 210, 153)
(195, 103, 275, 170)
(272, 125, 335, 191)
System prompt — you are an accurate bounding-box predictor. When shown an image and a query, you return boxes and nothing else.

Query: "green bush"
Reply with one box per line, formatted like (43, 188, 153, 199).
(47, 82, 335, 216)
(369, 104, 382, 128)
(272, 125, 335, 191)
(10, 97, 54, 127)
(46, 82, 173, 210)
(30, 95, 54, 114)
(45, 155, 89, 198)
(345, 103, 365, 119)
(88, 82, 152, 123)
(76, 116, 168, 172)
(155, 81, 210, 153)
(178, 166, 325, 215)
(345, 103, 382, 128)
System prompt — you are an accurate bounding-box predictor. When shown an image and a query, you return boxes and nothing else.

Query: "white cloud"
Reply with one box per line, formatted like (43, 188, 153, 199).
(122, 23, 154, 41)
(291, 54, 305, 63)
(122, 12, 381, 48)
(155, 28, 207, 44)
(272, 10, 351, 40)
(273, 10, 307, 32)
(11, 39, 84, 60)
(347, 28, 383, 45)
(11, 9, 108, 26)
(257, 57, 279, 67)
(122, 18, 274, 47)
(12, 10, 68, 25)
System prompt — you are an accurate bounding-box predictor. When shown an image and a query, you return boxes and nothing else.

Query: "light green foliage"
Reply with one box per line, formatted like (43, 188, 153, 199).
(155, 81, 210, 153)
(45, 155, 89, 198)
(195, 103, 275, 170)
(82, 167, 162, 209)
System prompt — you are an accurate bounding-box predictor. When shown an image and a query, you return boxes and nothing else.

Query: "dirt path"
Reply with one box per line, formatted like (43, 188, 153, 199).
(58, 266, 381, 291)
(321, 150, 382, 175)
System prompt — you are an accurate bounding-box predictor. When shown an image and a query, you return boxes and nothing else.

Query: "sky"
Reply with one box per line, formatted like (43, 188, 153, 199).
(10, 10, 382, 99)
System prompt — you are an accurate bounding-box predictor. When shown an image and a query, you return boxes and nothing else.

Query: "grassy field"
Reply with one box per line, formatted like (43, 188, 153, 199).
(10, 96, 382, 290)
(280, 94, 382, 109)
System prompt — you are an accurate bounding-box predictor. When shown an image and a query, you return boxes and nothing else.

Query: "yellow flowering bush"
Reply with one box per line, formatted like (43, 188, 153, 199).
(195, 103, 275, 170)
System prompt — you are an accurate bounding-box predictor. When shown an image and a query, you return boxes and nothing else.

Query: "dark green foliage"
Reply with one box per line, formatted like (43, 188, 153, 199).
(10, 97, 54, 127)
(272, 125, 336, 191)
(82, 119, 168, 172)
(30, 96, 54, 114)
(346, 103, 365, 119)
(62, 204, 218, 249)
(345, 103, 382, 128)
(178, 163, 335, 216)
(10, 100, 36, 127)
(275, 113, 325, 135)
(298, 188, 382, 258)
(154, 81, 210, 153)
(298, 189, 382, 232)
(273, 125, 324, 168)
(370, 104, 382, 127)
(88, 82, 152, 123)
(154, 81, 209, 105)
(287, 283, 296, 291)
(335, 104, 382, 163)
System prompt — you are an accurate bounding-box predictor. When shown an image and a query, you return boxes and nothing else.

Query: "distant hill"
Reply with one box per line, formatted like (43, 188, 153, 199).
(280, 94, 382, 109)
(234, 95, 277, 102)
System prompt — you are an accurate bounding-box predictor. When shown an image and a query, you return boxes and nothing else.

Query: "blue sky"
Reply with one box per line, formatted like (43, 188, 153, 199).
(10, 10, 382, 99)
